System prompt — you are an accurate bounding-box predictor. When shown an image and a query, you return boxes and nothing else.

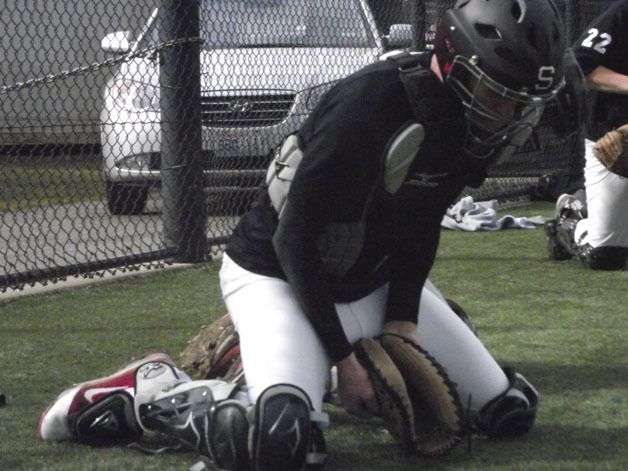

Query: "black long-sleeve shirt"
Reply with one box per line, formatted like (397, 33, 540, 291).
(226, 54, 495, 361)
(573, 1, 628, 140)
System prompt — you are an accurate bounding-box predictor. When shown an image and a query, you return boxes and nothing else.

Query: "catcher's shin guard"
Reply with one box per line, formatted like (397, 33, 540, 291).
(544, 218, 573, 261)
(545, 192, 588, 261)
(251, 384, 328, 471)
(137, 378, 251, 469)
(38, 352, 176, 443)
(555, 192, 587, 221)
(476, 367, 539, 437)
(72, 391, 139, 445)
(555, 217, 580, 258)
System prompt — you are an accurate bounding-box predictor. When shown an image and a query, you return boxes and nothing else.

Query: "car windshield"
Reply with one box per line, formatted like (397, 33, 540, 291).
(139, 0, 375, 49)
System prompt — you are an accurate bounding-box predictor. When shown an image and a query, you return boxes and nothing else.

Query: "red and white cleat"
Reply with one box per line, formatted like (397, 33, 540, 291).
(38, 352, 176, 442)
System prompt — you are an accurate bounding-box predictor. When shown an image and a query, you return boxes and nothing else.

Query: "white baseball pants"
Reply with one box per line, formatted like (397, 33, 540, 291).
(220, 253, 509, 414)
(574, 139, 628, 248)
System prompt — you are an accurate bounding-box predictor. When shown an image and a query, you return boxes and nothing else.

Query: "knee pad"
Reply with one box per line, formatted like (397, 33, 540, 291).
(476, 367, 539, 438)
(251, 384, 328, 471)
(72, 391, 140, 445)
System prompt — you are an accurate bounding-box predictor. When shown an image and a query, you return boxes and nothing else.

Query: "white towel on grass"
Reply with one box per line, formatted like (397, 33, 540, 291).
(441, 196, 546, 232)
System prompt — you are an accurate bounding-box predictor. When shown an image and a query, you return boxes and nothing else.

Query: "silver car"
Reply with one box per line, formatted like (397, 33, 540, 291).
(100, 0, 411, 214)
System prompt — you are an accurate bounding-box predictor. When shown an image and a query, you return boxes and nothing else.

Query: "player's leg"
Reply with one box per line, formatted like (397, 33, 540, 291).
(415, 280, 538, 437)
(220, 254, 330, 412)
(335, 279, 537, 437)
(333, 280, 499, 409)
(220, 254, 329, 470)
(573, 139, 628, 269)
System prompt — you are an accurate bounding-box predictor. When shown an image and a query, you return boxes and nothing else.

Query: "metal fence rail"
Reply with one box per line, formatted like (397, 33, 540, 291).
(0, 0, 613, 292)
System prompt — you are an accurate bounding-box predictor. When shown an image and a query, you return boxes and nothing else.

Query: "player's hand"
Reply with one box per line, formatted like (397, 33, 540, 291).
(382, 320, 419, 345)
(336, 352, 379, 418)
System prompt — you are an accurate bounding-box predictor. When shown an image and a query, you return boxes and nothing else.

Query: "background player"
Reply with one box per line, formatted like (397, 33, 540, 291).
(545, 0, 628, 270)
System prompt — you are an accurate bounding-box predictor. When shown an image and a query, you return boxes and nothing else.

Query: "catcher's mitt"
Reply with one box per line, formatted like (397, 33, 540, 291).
(355, 334, 465, 456)
(179, 313, 244, 384)
(594, 126, 628, 177)
(354, 337, 415, 453)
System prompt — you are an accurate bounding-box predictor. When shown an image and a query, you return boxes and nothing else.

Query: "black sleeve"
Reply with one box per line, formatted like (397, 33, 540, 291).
(384, 198, 442, 324)
(573, 4, 628, 76)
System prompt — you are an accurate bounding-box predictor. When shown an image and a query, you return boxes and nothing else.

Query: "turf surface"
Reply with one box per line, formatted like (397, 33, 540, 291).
(1, 202, 626, 470)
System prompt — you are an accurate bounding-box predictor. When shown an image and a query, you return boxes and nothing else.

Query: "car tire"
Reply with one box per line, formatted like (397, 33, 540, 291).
(106, 181, 149, 215)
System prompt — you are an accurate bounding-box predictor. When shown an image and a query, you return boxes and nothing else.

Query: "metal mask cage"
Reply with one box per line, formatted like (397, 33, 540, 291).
(446, 55, 562, 159)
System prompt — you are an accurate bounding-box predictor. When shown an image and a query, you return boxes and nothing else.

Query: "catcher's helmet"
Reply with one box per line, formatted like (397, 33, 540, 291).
(434, 0, 566, 158)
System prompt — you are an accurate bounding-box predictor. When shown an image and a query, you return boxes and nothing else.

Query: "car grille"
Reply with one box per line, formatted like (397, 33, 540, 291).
(201, 92, 296, 127)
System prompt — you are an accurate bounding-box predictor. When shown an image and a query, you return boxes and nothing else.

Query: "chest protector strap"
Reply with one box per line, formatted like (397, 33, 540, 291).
(266, 134, 303, 219)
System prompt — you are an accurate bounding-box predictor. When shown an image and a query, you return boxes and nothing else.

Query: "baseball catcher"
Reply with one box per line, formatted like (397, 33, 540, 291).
(39, 0, 561, 468)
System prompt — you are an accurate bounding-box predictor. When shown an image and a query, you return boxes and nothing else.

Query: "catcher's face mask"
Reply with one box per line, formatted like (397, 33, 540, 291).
(447, 56, 560, 159)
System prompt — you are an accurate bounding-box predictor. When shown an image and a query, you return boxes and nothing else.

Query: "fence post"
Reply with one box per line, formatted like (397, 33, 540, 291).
(159, 0, 207, 262)
(408, 0, 426, 50)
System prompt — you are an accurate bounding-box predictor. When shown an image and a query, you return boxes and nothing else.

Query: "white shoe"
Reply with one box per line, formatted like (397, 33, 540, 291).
(38, 352, 175, 441)
(554, 193, 574, 219)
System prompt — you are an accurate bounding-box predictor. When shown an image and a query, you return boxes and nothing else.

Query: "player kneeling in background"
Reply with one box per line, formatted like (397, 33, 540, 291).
(545, 0, 628, 270)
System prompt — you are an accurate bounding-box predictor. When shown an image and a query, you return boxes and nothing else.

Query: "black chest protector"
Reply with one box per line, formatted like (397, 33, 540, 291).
(267, 54, 481, 215)
(267, 54, 495, 276)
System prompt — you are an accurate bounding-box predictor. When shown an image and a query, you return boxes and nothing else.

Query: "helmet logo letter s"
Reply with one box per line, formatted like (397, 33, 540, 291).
(535, 66, 556, 91)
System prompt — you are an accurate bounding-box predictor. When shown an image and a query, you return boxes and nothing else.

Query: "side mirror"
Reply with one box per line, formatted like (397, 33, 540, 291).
(101, 31, 133, 54)
(385, 24, 414, 49)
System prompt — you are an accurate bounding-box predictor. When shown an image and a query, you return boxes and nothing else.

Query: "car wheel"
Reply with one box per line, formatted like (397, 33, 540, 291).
(106, 181, 149, 215)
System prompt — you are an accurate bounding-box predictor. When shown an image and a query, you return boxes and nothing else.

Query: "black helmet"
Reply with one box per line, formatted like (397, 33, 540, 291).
(434, 0, 566, 158)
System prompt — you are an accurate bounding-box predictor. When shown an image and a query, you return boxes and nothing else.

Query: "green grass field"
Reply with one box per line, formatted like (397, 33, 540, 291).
(1, 202, 626, 470)
(0, 154, 103, 212)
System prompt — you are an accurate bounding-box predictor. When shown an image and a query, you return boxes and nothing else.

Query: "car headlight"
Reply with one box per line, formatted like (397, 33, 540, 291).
(304, 80, 338, 111)
(111, 79, 160, 112)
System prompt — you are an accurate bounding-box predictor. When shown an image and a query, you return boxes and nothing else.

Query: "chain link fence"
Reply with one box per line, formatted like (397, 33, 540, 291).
(0, 0, 614, 292)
